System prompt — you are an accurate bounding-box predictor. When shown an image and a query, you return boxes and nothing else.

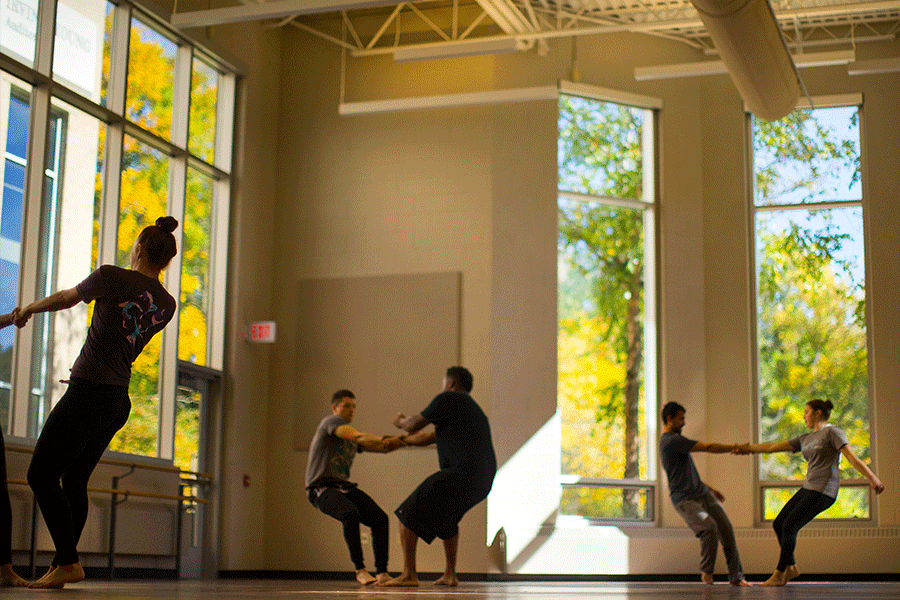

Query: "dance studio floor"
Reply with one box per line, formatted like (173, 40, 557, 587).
(3, 579, 899, 599)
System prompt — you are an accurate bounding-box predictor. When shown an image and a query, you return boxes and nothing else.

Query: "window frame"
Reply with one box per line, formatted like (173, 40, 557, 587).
(747, 94, 876, 526)
(556, 84, 661, 525)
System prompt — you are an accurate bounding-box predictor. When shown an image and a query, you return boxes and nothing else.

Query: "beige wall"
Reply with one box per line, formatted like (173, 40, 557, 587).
(169, 5, 900, 576)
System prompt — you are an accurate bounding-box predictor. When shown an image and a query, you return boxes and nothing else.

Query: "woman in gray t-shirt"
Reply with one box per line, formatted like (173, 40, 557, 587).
(740, 399, 883, 587)
(12, 217, 179, 589)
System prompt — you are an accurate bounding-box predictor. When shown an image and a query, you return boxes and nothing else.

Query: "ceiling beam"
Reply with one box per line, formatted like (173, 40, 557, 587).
(171, 0, 399, 28)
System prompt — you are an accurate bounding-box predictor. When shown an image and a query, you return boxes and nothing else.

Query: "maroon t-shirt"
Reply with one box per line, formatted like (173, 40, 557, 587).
(70, 265, 176, 387)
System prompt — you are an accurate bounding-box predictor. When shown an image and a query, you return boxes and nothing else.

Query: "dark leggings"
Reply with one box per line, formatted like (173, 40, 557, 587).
(312, 487, 389, 573)
(27, 379, 130, 567)
(1, 425, 12, 565)
(773, 487, 835, 572)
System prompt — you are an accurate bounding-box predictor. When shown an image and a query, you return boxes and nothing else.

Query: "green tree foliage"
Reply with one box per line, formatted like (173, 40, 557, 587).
(757, 216, 868, 478)
(754, 108, 869, 519)
(754, 109, 859, 205)
(174, 387, 201, 472)
(189, 59, 218, 164)
(126, 21, 175, 140)
(557, 96, 648, 518)
(179, 169, 214, 366)
(107, 21, 217, 461)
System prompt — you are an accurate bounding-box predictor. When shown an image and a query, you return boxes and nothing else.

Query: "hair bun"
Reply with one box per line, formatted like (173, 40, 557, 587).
(156, 216, 179, 233)
(825, 400, 834, 409)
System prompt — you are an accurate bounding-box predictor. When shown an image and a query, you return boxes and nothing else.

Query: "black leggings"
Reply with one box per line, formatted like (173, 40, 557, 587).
(1, 425, 12, 565)
(312, 487, 389, 573)
(773, 487, 835, 572)
(27, 379, 130, 567)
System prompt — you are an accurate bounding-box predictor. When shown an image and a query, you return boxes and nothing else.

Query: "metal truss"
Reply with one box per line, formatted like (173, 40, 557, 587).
(174, 0, 900, 57)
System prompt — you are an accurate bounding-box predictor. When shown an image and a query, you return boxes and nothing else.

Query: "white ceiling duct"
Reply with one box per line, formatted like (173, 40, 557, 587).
(690, 0, 800, 121)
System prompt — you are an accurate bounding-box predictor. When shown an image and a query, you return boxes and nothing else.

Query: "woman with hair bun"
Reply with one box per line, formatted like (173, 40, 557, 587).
(736, 398, 884, 586)
(12, 217, 179, 589)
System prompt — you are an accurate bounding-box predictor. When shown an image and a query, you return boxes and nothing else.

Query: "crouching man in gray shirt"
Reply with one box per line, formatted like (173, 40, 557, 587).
(660, 402, 751, 586)
(305, 390, 406, 585)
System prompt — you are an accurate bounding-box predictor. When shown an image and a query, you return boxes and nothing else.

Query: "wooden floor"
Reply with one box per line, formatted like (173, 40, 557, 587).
(4, 579, 899, 599)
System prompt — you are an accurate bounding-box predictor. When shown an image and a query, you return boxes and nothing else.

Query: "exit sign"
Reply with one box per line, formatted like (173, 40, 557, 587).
(249, 321, 276, 343)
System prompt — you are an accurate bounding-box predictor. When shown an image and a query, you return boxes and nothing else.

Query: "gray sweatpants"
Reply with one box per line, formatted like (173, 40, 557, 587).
(674, 490, 744, 584)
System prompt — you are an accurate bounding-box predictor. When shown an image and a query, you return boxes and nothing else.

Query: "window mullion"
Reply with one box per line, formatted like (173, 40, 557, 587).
(11, 86, 51, 437)
(34, 0, 58, 77)
(157, 43, 193, 461)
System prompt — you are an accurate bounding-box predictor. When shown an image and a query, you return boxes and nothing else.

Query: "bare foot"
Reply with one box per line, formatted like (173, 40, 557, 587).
(0, 564, 30, 587)
(733, 579, 753, 587)
(28, 566, 58, 589)
(759, 570, 787, 587)
(434, 573, 459, 586)
(356, 569, 377, 585)
(379, 574, 419, 587)
(28, 563, 84, 589)
(701, 572, 714, 585)
(374, 573, 392, 585)
(785, 565, 800, 583)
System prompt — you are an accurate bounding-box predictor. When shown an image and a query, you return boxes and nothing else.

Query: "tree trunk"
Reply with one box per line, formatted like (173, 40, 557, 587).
(622, 287, 643, 518)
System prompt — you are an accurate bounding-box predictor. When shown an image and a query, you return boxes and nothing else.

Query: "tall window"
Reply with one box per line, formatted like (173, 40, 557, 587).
(0, 82, 32, 429)
(751, 101, 870, 521)
(557, 90, 657, 522)
(2, 1, 234, 463)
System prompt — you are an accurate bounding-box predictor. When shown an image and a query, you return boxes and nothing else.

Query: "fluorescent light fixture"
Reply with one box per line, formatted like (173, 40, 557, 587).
(793, 50, 856, 68)
(635, 60, 727, 81)
(635, 50, 855, 81)
(559, 80, 662, 109)
(393, 38, 520, 62)
(847, 57, 900, 76)
(339, 85, 558, 116)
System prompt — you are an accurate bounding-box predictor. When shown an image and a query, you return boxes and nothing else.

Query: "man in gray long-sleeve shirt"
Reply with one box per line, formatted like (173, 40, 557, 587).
(660, 402, 751, 587)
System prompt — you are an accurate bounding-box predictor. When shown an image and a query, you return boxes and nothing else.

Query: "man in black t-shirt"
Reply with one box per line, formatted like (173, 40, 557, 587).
(381, 367, 496, 588)
(660, 402, 750, 586)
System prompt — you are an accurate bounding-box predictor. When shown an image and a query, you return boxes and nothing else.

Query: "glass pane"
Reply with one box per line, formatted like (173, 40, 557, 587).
(126, 19, 176, 140)
(101, 2, 114, 108)
(110, 334, 160, 456)
(560, 486, 652, 520)
(53, 1, 110, 102)
(110, 136, 169, 456)
(179, 168, 212, 365)
(175, 385, 201, 472)
(0, 0, 38, 67)
(28, 98, 104, 436)
(756, 207, 868, 481)
(1, 259, 16, 429)
(0, 80, 31, 428)
(753, 106, 860, 206)
(189, 58, 218, 163)
(118, 135, 169, 266)
(6, 91, 29, 159)
(2, 161, 25, 241)
(558, 96, 645, 200)
(558, 197, 648, 483)
(762, 487, 869, 521)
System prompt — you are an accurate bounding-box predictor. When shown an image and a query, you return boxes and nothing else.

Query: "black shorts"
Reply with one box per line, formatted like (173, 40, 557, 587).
(395, 468, 493, 544)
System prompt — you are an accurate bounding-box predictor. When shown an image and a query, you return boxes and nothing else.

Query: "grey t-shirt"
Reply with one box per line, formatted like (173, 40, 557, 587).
(789, 424, 849, 498)
(304, 414, 359, 489)
(660, 432, 710, 505)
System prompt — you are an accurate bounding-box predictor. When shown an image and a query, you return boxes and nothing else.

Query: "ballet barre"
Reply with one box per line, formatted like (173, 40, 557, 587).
(5, 444, 210, 580)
